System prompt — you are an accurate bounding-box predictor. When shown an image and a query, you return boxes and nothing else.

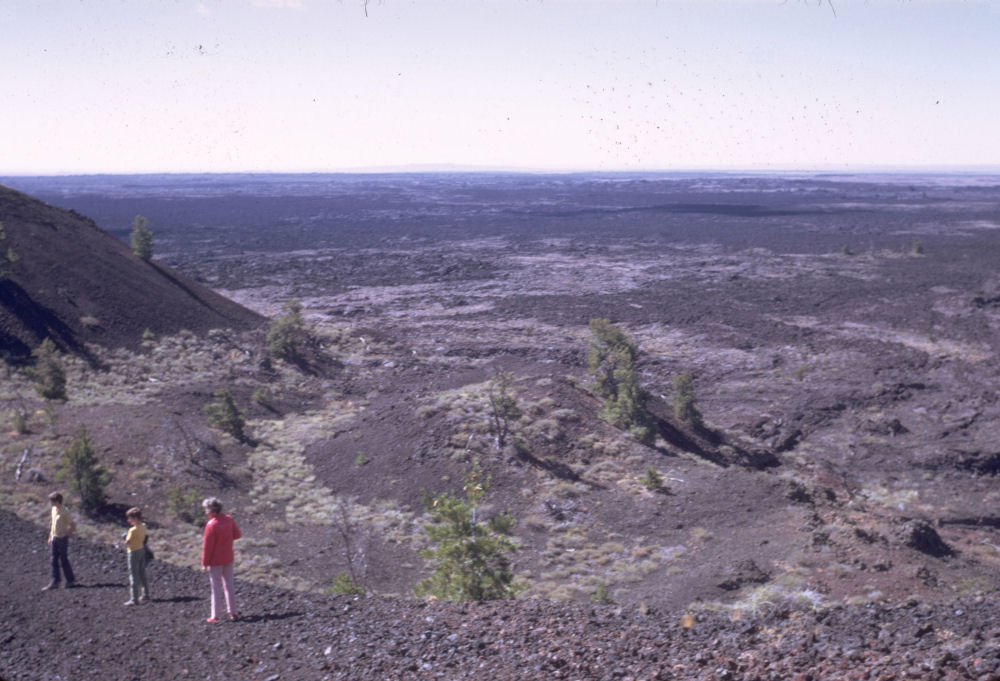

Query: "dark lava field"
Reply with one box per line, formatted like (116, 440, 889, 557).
(2, 172, 1000, 680)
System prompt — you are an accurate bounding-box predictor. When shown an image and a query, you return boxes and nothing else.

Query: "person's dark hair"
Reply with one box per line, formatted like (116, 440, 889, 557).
(126, 507, 142, 521)
(49, 492, 63, 504)
(202, 497, 223, 514)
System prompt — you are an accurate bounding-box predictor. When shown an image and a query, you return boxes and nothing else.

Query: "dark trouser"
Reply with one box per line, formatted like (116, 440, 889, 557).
(50, 536, 75, 585)
(128, 548, 149, 601)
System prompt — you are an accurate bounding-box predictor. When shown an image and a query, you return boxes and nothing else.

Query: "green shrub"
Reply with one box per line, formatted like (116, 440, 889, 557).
(57, 425, 112, 514)
(266, 300, 305, 360)
(414, 464, 520, 601)
(591, 581, 613, 604)
(669, 372, 703, 428)
(328, 571, 365, 596)
(587, 319, 654, 444)
(487, 369, 521, 449)
(166, 485, 205, 525)
(251, 387, 275, 410)
(11, 408, 28, 434)
(641, 467, 663, 491)
(130, 215, 154, 261)
(203, 388, 246, 441)
(30, 339, 67, 401)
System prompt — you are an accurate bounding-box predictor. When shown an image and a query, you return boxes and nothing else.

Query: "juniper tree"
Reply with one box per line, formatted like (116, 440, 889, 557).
(414, 464, 519, 601)
(130, 215, 154, 261)
(58, 425, 112, 514)
(586, 319, 654, 444)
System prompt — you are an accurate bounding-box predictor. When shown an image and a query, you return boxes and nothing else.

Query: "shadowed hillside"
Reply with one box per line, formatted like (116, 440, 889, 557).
(0, 184, 262, 359)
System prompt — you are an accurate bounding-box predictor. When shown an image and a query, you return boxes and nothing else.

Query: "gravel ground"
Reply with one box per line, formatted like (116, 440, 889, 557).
(4, 510, 999, 681)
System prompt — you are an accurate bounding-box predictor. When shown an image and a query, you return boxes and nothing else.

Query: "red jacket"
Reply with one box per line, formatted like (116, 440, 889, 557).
(201, 513, 242, 567)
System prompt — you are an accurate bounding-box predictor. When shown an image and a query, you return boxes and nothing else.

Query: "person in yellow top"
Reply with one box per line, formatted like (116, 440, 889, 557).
(123, 507, 150, 605)
(43, 492, 76, 590)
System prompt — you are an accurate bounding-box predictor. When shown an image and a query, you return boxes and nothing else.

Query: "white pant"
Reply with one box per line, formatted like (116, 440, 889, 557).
(207, 563, 236, 619)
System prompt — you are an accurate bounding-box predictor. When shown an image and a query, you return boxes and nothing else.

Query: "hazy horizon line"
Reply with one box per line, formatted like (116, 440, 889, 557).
(3, 163, 1000, 178)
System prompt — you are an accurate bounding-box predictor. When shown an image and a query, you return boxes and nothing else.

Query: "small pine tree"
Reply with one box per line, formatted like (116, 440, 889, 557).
(414, 464, 519, 602)
(203, 388, 246, 441)
(0, 221, 19, 280)
(670, 372, 703, 429)
(266, 300, 305, 360)
(487, 369, 521, 450)
(329, 572, 365, 596)
(58, 425, 112, 514)
(586, 319, 654, 444)
(130, 215, 154, 261)
(30, 338, 67, 401)
(591, 581, 613, 604)
(641, 467, 663, 491)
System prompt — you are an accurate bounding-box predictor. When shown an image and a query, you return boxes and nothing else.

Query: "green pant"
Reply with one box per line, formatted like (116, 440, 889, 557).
(127, 548, 149, 601)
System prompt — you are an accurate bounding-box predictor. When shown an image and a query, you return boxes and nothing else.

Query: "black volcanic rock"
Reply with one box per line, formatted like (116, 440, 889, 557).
(0, 184, 262, 358)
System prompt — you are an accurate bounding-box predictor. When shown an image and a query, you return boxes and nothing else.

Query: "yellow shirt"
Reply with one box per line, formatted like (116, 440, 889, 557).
(50, 505, 74, 539)
(125, 522, 147, 552)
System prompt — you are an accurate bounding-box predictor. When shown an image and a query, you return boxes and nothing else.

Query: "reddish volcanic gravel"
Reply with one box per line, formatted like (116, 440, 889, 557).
(3, 510, 999, 681)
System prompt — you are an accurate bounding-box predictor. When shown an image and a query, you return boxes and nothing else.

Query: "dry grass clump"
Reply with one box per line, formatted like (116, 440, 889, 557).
(523, 527, 678, 602)
(523, 418, 561, 442)
(314, 325, 401, 365)
(706, 579, 826, 617)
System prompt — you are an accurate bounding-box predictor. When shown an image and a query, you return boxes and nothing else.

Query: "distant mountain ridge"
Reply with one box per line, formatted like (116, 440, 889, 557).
(0, 184, 262, 359)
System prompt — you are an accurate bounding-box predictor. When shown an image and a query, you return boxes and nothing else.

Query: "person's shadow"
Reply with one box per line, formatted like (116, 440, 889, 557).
(153, 596, 200, 603)
(68, 582, 121, 590)
(237, 612, 301, 623)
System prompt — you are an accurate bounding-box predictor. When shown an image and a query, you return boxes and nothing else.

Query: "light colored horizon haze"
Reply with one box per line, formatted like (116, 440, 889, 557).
(1, 0, 998, 174)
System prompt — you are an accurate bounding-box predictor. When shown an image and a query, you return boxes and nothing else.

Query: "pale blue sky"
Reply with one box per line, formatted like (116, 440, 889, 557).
(1, 0, 998, 174)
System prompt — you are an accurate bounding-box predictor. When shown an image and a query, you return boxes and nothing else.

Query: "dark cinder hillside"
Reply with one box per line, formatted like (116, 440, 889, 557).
(0, 184, 262, 359)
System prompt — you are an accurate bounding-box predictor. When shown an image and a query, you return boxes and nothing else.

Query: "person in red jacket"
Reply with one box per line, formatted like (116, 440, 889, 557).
(200, 497, 242, 623)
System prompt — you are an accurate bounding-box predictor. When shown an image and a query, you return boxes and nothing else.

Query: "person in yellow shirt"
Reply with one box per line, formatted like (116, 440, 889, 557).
(123, 507, 150, 605)
(43, 492, 76, 590)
